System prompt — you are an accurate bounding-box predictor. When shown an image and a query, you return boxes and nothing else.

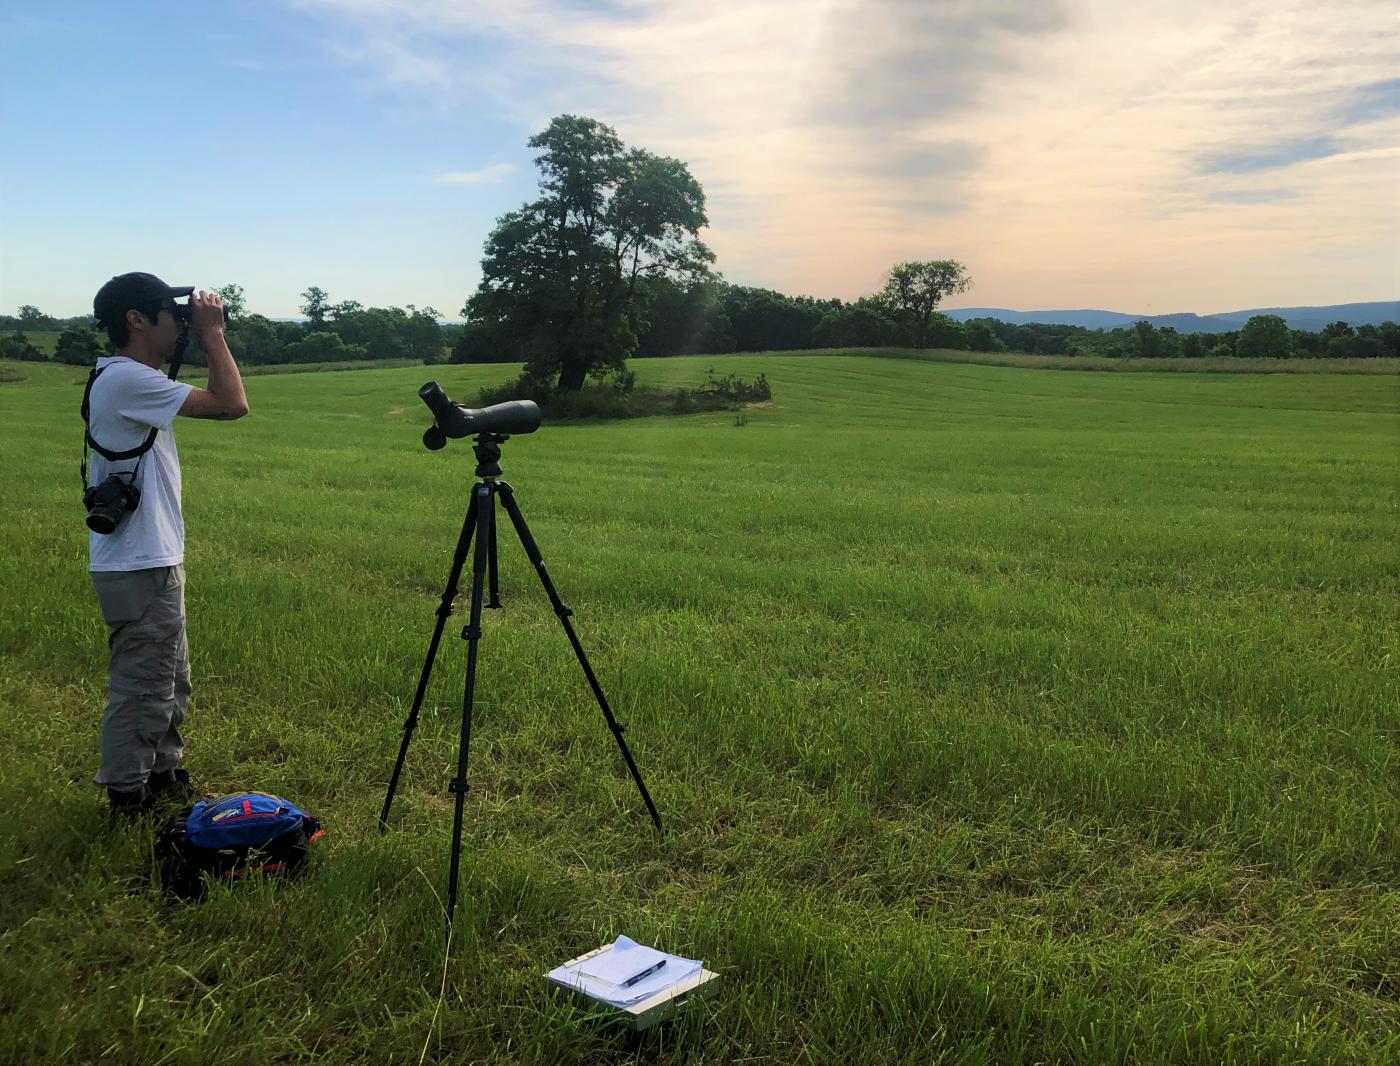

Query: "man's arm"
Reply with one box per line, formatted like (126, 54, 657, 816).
(178, 291, 249, 420)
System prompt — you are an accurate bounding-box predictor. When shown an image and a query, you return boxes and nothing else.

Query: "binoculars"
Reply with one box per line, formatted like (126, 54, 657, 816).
(172, 302, 230, 327)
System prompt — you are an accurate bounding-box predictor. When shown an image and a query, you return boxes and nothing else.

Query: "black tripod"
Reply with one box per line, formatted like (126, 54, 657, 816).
(379, 432, 663, 930)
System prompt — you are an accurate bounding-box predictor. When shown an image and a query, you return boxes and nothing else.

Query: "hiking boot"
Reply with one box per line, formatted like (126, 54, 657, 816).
(148, 768, 200, 807)
(108, 785, 153, 821)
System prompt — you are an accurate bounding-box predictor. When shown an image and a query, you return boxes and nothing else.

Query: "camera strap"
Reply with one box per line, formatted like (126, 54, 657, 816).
(167, 325, 189, 382)
(79, 366, 158, 488)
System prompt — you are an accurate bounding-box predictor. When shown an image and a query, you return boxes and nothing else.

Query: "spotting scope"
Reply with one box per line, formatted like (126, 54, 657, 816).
(419, 382, 541, 450)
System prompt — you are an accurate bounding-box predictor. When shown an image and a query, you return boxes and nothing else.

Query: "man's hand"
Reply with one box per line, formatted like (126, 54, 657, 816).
(190, 290, 226, 336)
(178, 289, 248, 421)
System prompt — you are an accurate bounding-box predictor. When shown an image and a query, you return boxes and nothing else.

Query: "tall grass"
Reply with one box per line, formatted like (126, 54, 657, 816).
(1, 355, 1396, 1063)
(715, 345, 1400, 375)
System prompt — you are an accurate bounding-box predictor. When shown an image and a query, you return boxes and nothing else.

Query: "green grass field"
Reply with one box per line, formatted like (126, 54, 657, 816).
(2, 354, 1397, 1063)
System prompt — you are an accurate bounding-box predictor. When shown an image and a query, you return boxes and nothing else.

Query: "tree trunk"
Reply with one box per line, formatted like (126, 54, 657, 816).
(557, 358, 588, 392)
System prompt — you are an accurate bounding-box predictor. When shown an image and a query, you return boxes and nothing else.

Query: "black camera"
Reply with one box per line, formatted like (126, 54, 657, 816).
(83, 474, 141, 534)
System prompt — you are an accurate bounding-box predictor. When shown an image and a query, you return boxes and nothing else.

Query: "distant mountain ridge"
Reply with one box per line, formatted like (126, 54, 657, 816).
(943, 301, 1399, 333)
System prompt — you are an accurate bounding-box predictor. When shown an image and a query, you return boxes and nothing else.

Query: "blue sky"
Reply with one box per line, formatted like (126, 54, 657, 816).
(2, 1, 1397, 319)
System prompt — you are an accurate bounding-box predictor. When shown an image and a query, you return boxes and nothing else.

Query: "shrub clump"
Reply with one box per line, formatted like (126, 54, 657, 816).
(0, 332, 45, 362)
(477, 368, 771, 421)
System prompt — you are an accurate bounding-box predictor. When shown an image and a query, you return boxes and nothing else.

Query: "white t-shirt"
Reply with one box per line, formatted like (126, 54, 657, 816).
(86, 356, 195, 572)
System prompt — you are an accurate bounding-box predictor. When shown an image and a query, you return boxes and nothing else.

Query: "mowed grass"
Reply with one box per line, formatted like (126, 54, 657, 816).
(1, 354, 1397, 1064)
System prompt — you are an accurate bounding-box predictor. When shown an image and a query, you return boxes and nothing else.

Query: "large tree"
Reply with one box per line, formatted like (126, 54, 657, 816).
(300, 286, 330, 329)
(465, 115, 712, 391)
(214, 283, 246, 317)
(877, 260, 972, 348)
(1235, 314, 1293, 359)
(54, 324, 104, 365)
(226, 314, 281, 364)
(18, 305, 49, 328)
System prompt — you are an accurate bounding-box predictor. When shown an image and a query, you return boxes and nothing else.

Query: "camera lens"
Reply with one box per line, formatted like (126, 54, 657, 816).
(84, 476, 139, 535)
(87, 509, 120, 535)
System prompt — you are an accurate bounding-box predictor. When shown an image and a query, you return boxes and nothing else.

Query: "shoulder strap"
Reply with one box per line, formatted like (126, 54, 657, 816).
(81, 365, 159, 462)
(86, 426, 158, 462)
(80, 366, 159, 488)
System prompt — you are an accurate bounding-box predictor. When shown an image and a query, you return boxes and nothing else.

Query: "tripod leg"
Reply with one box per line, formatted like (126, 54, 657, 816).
(380, 491, 479, 833)
(447, 482, 494, 931)
(494, 481, 663, 833)
(487, 492, 502, 609)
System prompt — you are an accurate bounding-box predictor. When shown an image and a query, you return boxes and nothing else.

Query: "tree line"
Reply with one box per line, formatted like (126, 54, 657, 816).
(455, 279, 1400, 363)
(5, 284, 1397, 371)
(0, 290, 450, 368)
(3, 114, 1396, 373)
(6, 289, 1394, 370)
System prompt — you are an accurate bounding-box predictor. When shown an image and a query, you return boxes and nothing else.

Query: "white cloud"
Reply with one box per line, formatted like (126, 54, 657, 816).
(285, 0, 1400, 310)
(431, 163, 518, 185)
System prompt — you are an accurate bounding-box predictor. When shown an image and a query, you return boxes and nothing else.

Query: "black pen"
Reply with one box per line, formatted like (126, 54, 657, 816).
(621, 959, 666, 987)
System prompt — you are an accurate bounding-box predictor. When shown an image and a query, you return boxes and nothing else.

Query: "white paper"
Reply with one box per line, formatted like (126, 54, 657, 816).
(548, 936, 703, 1007)
(575, 937, 668, 985)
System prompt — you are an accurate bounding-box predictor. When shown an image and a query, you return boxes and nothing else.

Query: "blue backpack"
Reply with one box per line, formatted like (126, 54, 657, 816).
(156, 792, 323, 899)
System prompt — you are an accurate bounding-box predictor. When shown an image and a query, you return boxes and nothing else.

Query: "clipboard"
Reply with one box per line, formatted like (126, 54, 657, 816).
(547, 944, 721, 1031)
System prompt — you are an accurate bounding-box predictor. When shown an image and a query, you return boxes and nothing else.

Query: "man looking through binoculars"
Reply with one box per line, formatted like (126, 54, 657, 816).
(86, 272, 249, 818)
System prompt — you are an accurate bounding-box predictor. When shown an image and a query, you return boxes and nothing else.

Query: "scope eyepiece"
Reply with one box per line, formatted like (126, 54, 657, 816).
(418, 381, 542, 441)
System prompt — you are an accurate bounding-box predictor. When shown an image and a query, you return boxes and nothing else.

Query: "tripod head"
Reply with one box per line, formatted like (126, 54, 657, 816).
(471, 433, 507, 479)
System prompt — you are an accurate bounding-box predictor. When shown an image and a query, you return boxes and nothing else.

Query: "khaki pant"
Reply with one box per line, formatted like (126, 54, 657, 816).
(90, 565, 190, 791)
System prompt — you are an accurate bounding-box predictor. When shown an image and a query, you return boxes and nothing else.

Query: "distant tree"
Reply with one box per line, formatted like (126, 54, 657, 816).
(1181, 333, 1204, 359)
(1291, 330, 1323, 357)
(633, 277, 734, 356)
(54, 324, 105, 365)
(1131, 320, 1163, 358)
(811, 304, 898, 348)
(877, 260, 972, 347)
(18, 305, 51, 329)
(964, 319, 1002, 352)
(328, 307, 406, 359)
(451, 320, 520, 364)
(465, 115, 713, 391)
(1157, 327, 1184, 359)
(0, 331, 44, 361)
(1326, 334, 1388, 358)
(1235, 314, 1293, 358)
(225, 313, 280, 364)
(300, 286, 331, 329)
(1204, 331, 1238, 356)
(280, 331, 367, 363)
(925, 312, 967, 349)
(1320, 320, 1354, 340)
(721, 286, 825, 351)
(400, 305, 446, 362)
(328, 300, 364, 321)
(1377, 321, 1400, 356)
(214, 283, 246, 318)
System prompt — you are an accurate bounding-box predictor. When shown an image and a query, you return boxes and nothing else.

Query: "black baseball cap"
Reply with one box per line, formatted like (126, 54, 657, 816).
(93, 272, 195, 328)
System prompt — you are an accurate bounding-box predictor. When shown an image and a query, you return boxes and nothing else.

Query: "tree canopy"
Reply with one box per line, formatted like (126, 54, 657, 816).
(463, 115, 713, 391)
(300, 286, 330, 329)
(1235, 314, 1293, 359)
(214, 283, 247, 318)
(877, 260, 973, 347)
